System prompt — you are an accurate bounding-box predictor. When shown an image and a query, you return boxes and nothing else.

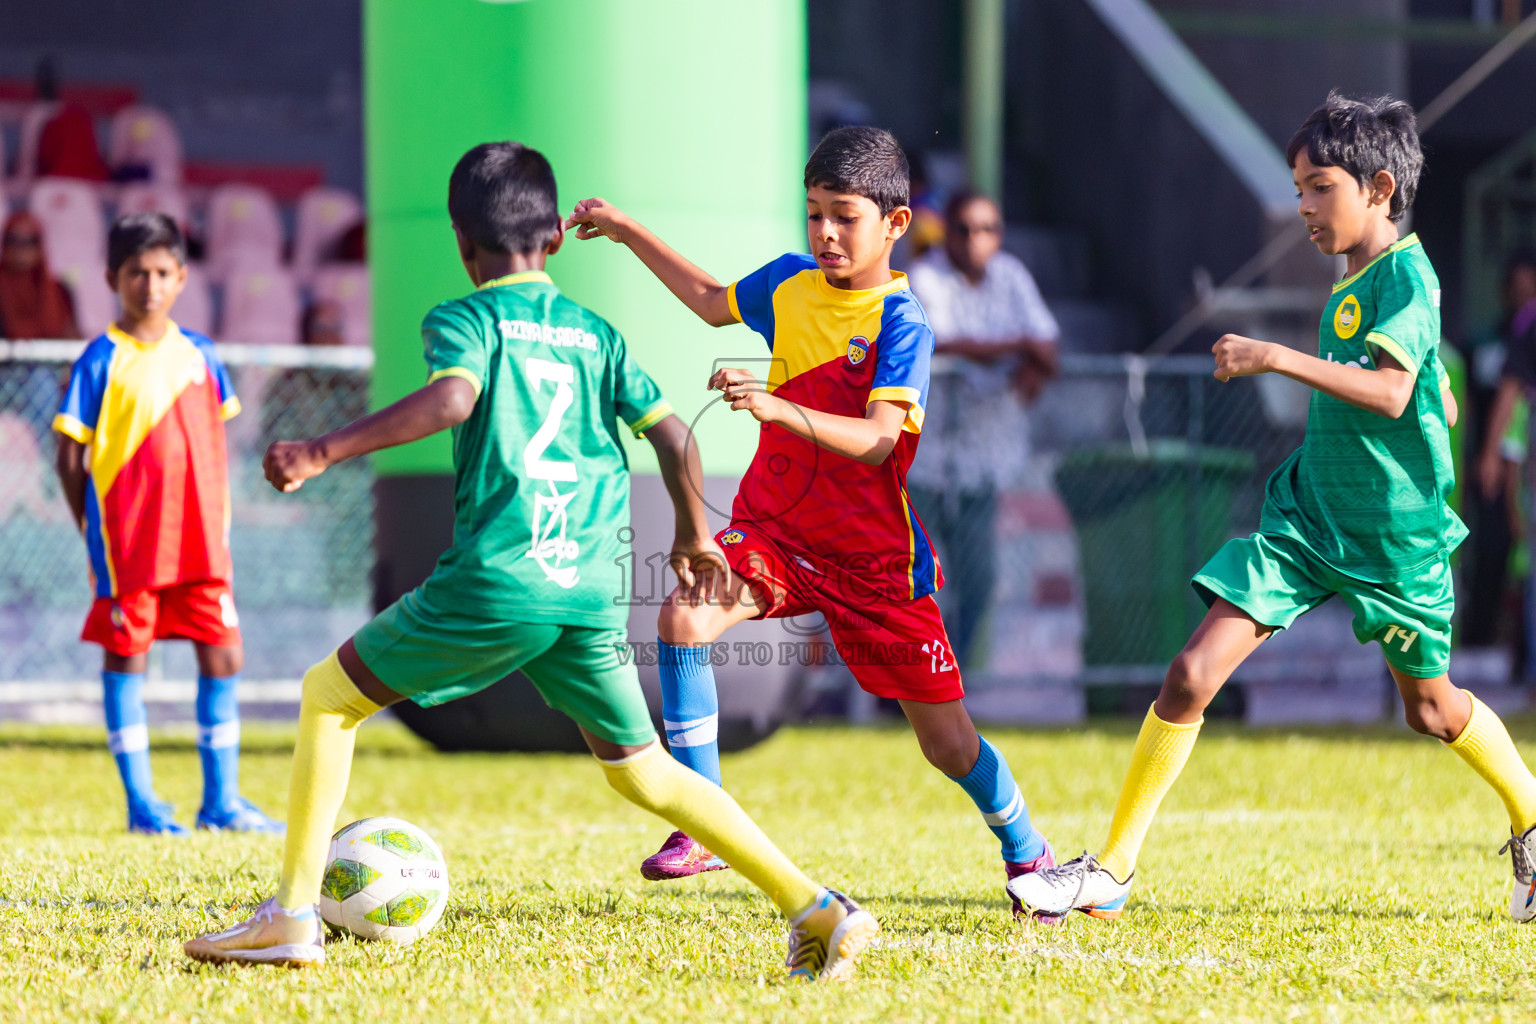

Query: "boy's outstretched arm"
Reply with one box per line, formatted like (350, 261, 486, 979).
(55, 436, 88, 529)
(1212, 333, 1417, 419)
(263, 377, 477, 493)
(644, 414, 728, 602)
(711, 367, 906, 466)
(566, 198, 735, 328)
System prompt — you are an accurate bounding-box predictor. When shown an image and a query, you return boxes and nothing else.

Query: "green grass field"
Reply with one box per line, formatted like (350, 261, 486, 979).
(4, 715, 1536, 1023)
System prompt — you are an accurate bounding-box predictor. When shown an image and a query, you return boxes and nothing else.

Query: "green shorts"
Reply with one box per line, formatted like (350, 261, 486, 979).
(352, 587, 656, 747)
(1192, 533, 1453, 678)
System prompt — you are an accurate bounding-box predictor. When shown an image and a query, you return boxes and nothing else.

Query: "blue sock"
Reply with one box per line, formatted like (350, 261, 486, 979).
(196, 673, 242, 815)
(953, 736, 1045, 863)
(658, 639, 721, 786)
(102, 671, 155, 809)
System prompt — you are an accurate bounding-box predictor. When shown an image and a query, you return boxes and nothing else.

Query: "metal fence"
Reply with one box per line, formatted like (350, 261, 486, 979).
(0, 341, 375, 685)
(0, 343, 1386, 700)
(948, 353, 1318, 687)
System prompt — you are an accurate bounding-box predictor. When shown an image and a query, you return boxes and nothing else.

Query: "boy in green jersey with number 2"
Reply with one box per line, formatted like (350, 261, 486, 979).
(1012, 92, 1536, 924)
(184, 142, 877, 980)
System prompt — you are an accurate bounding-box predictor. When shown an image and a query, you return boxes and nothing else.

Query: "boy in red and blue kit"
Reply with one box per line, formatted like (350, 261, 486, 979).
(569, 126, 1057, 917)
(54, 213, 280, 835)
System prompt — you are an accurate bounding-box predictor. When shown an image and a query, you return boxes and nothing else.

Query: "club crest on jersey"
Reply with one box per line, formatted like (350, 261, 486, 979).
(1334, 294, 1361, 339)
(846, 336, 870, 366)
(721, 530, 746, 546)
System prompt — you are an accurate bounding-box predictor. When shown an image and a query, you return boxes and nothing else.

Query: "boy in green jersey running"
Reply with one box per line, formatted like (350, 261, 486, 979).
(184, 143, 877, 979)
(1012, 92, 1536, 923)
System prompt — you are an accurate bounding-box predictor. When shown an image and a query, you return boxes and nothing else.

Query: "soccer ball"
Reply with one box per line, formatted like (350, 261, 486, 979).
(319, 816, 450, 944)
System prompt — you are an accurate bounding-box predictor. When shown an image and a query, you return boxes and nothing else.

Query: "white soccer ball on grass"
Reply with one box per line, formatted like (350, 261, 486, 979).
(319, 816, 449, 944)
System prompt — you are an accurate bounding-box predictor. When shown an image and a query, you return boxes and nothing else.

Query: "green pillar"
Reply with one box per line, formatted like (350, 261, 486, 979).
(963, 0, 1005, 205)
(366, 0, 807, 479)
(365, 0, 807, 595)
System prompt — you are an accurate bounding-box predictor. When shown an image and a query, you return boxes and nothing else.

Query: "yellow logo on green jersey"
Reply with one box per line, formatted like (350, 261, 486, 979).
(1334, 294, 1362, 339)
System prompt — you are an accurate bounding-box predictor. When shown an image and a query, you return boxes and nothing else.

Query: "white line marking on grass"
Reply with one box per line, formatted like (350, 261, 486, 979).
(880, 933, 1247, 971)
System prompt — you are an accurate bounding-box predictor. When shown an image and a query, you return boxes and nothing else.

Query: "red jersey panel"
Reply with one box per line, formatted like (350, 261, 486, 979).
(54, 323, 240, 598)
(725, 253, 941, 602)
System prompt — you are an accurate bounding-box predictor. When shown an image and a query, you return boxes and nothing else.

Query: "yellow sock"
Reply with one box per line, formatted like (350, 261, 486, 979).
(1447, 691, 1536, 834)
(1098, 705, 1202, 882)
(274, 652, 383, 910)
(601, 742, 822, 917)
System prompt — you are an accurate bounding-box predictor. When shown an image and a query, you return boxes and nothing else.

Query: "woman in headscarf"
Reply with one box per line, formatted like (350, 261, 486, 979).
(0, 212, 80, 339)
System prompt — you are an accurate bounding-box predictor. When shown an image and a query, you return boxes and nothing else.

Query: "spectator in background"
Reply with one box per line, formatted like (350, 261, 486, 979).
(906, 191, 1059, 670)
(0, 212, 80, 339)
(1477, 251, 1536, 671)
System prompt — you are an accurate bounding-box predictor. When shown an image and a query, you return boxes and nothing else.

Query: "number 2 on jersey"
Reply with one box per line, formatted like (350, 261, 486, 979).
(524, 357, 576, 482)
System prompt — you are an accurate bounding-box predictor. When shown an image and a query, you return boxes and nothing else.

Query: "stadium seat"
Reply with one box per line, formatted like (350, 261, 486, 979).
(172, 263, 214, 338)
(310, 264, 371, 347)
(27, 177, 107, 280)
(115, 182, 191, 233)
(292, 187, 363, 281)
(205, 184, 285, 280)
(107, 105, 183, 184)
(10, 100, 61, 191)
(221, 263, 300, 346)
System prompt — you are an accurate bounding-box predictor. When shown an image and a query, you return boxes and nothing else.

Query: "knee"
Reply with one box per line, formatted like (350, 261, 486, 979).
(1402, 697, 1457, 742)
(657, 598, 713, 646)
(919, 730, 978, 779)
(204, 647, 244, 677)
(1161, 651, 1222, 717)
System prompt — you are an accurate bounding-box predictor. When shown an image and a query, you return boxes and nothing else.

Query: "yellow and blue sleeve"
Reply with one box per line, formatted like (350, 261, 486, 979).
(869, 295, 933, 433)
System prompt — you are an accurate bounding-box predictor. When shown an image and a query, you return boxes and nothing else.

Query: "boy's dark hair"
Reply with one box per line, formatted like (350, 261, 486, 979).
(1286, 90, 1422, 223)
(107, 213, 186, 272)
(448, 142, 559, 255)
(804, 126, 910, 216)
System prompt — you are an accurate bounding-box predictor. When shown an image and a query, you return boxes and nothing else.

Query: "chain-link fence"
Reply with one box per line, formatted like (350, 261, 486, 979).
(0, 340, 374, 685)
(943, 353, 1321, 689)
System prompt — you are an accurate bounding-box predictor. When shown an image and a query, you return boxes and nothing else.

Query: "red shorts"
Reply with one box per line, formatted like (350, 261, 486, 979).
(82, 580, 242, 657)
(718, 525, 962, 703)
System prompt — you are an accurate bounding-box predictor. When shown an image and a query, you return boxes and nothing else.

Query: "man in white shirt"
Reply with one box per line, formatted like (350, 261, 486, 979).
(907, 192, 1060, 669)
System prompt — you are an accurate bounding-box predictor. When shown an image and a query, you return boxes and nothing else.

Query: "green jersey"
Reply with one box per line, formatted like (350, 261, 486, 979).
(1261, 234, 1467, 583)
(415, 270, 672, 626)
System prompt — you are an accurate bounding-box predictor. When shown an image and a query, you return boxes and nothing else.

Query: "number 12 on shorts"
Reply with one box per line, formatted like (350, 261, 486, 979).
(1382, 624, 1419, 653)
(921, 639, 955, 674)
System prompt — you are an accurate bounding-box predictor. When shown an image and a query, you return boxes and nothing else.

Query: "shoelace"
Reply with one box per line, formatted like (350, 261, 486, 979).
(1037, 852, 1100, 909)
(1500, 833, 1535, 880)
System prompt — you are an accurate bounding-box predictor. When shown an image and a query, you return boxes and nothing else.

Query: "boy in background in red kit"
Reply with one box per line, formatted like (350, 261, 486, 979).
(54, 213, 281, 835)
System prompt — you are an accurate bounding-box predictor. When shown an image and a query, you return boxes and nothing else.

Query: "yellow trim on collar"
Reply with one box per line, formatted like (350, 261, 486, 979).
(477, 271, 553, 291)
(1332, 234, 1419, 293)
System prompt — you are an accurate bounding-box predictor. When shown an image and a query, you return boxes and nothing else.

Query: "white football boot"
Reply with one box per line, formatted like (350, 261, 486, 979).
(184, 897, 325, 967)
(1501, 825, 1536, 923)
(1006, 852, 1133, 921)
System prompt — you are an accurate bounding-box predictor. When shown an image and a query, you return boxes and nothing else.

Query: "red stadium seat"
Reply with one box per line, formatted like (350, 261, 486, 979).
(116, 182, 192, 234)
(206, 184, 285, 281)
(311, 264, 371, 347)
(221, 263, 300, 346)
(292, 187, 363, 281)
(108, 105, 183, 184)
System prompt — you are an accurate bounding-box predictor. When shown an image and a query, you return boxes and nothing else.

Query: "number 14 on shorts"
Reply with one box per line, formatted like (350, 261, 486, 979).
(1382, 624, 1419, 653)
